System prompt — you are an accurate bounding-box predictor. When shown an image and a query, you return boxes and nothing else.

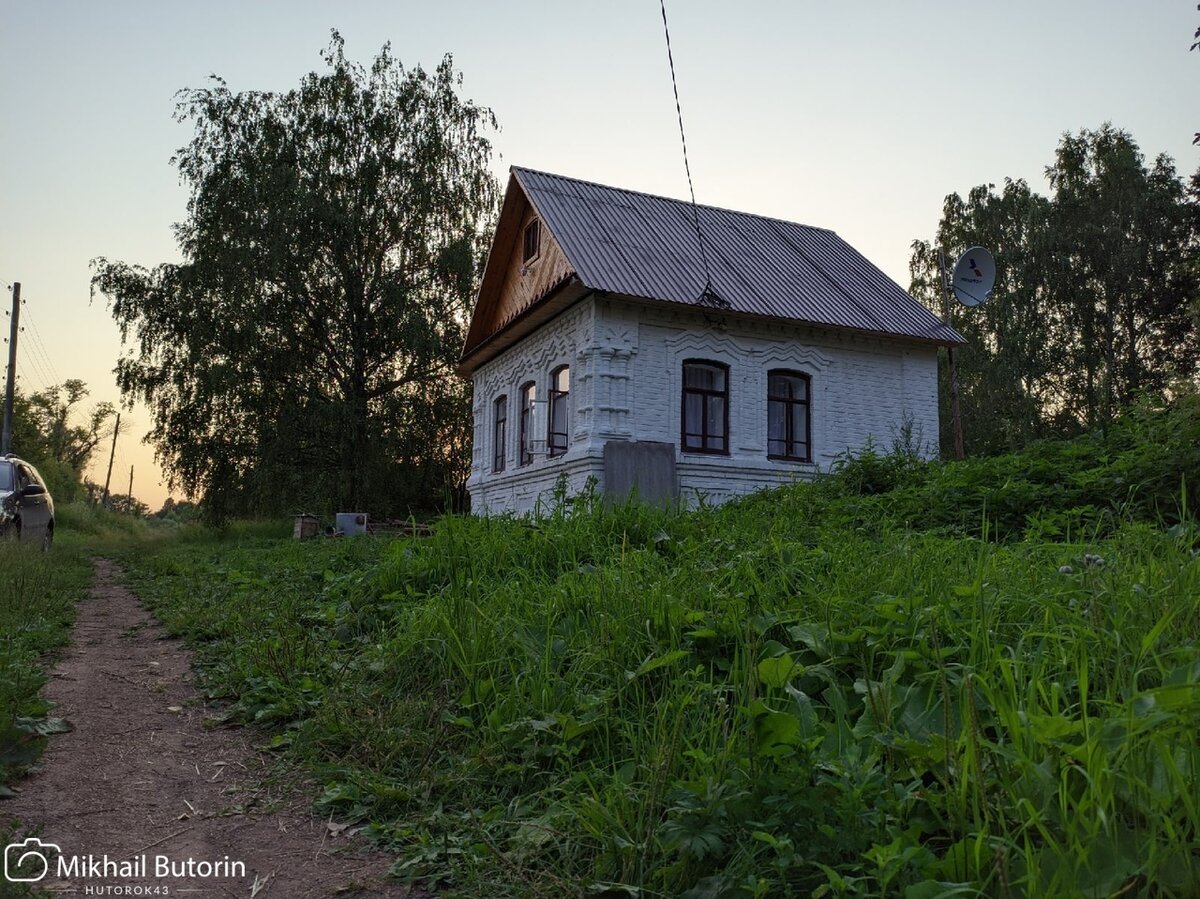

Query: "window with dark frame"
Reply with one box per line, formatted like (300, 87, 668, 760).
(547, 366, 570, 457)
(492, 395, 507, 472)
(767, 370, 811, 462)
(519, 381, 537, 466)
(681, 360, 729, 454)
(522, 219, 541, 263)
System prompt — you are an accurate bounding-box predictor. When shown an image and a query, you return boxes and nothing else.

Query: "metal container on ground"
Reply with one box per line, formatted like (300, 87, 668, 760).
(335, 512, 368, 536)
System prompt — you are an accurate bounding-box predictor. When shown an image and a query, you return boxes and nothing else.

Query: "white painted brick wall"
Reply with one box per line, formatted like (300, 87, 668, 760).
(468, 303, 598, 514)
(468, 295, 941, 514)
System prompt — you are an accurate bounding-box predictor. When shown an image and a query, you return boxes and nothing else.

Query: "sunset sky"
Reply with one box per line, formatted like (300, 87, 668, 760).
(1, 1, 1195, 509)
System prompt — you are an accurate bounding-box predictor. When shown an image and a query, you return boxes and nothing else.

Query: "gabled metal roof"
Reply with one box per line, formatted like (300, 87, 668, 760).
(511, 167, 963, 346)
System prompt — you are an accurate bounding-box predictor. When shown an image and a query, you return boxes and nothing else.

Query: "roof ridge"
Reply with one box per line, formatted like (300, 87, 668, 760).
(511, 166, 837, 236)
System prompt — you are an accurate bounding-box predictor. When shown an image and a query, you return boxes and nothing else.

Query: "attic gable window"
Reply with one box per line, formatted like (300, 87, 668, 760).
(523, 219, 541, 263)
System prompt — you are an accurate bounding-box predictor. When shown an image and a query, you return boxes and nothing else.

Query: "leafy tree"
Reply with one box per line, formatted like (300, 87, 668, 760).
(23, 379, 116, 472)
(106, 493, 149, 518)
(911, 126, 1199, 455)
(910, 179, 1058, 453)
(91, 32, 499, 521)
(6, 380, 116, 501)
(153, 497, 200, 523)
(1046, 126, 1199, 423)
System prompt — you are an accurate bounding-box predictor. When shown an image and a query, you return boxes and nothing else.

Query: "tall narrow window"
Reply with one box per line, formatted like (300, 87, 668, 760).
(767, 370, 811, 462)
(523, 219, 541, 263)
(519, 381, 537, 466)
(492, 395, 508, 472)
(547, 366, 570, 457)
(681, 360, 729, 454)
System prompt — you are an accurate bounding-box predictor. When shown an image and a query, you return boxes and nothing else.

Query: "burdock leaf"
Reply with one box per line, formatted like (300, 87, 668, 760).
(13, 716, 73, 736)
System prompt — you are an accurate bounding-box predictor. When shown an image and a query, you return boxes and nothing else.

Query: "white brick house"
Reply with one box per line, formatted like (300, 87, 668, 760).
(458, 168, 963, 515)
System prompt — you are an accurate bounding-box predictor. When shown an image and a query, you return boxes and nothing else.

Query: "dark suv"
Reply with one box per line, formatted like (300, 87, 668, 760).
(0, 455, 55, 550)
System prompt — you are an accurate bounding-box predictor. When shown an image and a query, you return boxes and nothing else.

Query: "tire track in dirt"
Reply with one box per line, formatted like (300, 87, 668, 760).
(3, 558, 402, 897)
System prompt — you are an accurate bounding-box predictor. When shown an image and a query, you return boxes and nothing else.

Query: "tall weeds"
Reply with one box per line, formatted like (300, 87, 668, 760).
(123, 400, 1200, 897)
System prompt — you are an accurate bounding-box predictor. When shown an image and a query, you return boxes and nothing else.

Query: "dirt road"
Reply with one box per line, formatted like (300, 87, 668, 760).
(3, 559, 400, 897)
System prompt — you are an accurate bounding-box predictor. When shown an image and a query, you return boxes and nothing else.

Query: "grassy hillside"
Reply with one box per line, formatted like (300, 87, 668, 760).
(121, 396, 1200, 898)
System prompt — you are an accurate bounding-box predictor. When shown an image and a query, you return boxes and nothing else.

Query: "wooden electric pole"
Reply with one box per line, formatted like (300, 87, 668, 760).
(127, 465, 134, 505)
(101, 412, 120, 505)
(2, 282, 20, 456)
(938, 250, 965, 460)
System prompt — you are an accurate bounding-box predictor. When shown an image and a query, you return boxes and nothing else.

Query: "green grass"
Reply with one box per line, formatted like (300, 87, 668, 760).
(0, 505, 289, 895)
(0, 534, 92, 793)
(0, 500, 241, 795)
(0, 391, 1191, 895)
(117, 398, 1200, 898)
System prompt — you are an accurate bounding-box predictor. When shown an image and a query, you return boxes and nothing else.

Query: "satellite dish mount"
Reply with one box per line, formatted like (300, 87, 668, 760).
(937, 245, 997, 463)
(950, 247, 996, 308)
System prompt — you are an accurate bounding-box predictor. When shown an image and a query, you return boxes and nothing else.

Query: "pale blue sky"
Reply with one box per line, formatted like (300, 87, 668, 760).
(1, 1, 1195, 507)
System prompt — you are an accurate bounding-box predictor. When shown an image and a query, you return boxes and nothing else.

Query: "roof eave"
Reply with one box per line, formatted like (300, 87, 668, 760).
(601, 292, 966, 348)
(457, 276, 590, 377)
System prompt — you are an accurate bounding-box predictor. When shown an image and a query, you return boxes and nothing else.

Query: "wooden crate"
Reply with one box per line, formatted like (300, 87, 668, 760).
(293, 514, 319, 540)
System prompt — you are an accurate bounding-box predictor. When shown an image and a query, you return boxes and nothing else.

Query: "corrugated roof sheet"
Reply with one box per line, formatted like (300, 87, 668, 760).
(512, 167, 963, 345)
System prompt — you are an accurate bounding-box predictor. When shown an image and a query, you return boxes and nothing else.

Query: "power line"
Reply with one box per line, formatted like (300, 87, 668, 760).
(0, 292, 64, 391)
(8, 337, 47, 392)
(21, 309, 63, 387)
(658, 0, 725, 308)
(17, 344, 51, 392)
(24, 311, 59, 381)
(0, 291, 55, 396)
(12, 321, 52, 390)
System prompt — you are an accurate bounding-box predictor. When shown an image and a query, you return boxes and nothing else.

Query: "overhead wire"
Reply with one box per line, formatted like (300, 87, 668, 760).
(22, 311, 63, 387)
(29, 339, 55, 388)
(0, 290, 54, 397)
(658, 0, 726, 308)
(18, 344, 52, 393)
(6, 321, 50, 394)
(20, 331, 56, 392)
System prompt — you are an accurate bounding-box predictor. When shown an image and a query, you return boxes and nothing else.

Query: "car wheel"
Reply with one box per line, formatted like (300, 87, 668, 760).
(3, 521, 19, 543)
(41, 526, 53, 553)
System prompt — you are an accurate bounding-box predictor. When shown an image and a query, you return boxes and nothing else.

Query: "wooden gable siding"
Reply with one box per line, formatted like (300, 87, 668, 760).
(492, 206, 573, 330)
(461, 175, 576, 366)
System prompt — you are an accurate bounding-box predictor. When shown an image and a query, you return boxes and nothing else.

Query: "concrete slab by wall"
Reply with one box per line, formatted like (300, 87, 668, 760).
(602, 440, 678, 506)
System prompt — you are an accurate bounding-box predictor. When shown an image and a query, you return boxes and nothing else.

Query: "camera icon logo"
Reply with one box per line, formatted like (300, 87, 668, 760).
(4, 837, 59, 883)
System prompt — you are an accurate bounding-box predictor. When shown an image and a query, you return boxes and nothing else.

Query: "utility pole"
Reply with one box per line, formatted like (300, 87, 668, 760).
(127, 465, 134, 506)
(101, 412, 120, 505)
(2, 283, 20, 455)
(937, 250, 965, 460)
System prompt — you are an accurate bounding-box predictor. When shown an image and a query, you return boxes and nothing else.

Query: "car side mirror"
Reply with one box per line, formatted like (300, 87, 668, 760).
(21, 484, 46, 497)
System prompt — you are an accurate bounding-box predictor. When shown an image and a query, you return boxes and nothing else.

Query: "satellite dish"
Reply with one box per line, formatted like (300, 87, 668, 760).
(950, 247, 996, 307)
